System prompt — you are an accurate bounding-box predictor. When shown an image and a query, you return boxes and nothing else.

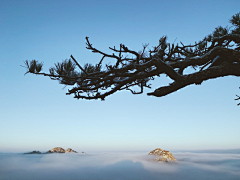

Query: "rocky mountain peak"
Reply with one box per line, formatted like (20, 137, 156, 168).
(47, 147, 78, 153)
(24, 147, 78, 154)
(66, 148, 77, 153)
(149, 148, 177, 163)
(49, 147, 66, 153)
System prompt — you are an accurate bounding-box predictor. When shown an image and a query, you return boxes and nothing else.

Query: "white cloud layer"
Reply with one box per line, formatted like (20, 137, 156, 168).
(0, 152, 239, 180)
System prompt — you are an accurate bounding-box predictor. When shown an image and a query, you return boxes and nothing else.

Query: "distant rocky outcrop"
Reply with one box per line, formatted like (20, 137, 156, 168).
(149, 148, 177, 163)
(24, 150, 41, 154)
(47, 147, 78, 153)
(24, 147, 78, 154)
(65, 148, 77, 153)
(48, 147, 66, 153)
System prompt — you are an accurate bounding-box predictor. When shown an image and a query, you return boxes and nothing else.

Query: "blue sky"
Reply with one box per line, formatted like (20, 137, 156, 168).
(0, 0, 240, 152)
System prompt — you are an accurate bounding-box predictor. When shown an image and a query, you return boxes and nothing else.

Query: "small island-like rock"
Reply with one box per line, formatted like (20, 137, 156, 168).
(24, 150, 42, 154)
(149, 148, 177, 163)
(24, 147, 78, 154)
(66, 148, 77, 153)
(48, 147, 66, 153)
(47, 147, 78, 153)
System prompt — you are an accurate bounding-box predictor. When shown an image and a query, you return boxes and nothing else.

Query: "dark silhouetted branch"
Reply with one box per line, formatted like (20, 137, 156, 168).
(23, 12, 240, 105)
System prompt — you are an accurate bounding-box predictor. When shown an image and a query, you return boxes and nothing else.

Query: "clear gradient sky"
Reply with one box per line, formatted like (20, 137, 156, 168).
(0, 0, 240, 152)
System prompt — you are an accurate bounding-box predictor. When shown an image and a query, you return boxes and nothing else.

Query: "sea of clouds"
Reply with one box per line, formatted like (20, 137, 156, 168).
(0, 150, 239, 180)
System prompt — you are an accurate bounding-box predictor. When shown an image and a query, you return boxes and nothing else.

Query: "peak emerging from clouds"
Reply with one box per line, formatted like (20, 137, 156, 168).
(24, 147, 78, 154)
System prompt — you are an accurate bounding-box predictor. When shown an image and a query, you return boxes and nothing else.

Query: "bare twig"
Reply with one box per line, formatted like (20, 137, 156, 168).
(70, 55, 88, 76)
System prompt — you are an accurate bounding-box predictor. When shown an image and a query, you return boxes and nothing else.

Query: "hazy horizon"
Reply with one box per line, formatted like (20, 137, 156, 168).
(1, 148, 240, 154)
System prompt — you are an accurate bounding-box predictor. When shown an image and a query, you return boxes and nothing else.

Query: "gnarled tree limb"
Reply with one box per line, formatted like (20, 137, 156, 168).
(23, 12, 240, 104)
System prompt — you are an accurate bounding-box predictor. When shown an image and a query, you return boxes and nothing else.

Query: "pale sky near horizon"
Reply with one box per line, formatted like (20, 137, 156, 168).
(0, 0, 240, 153)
